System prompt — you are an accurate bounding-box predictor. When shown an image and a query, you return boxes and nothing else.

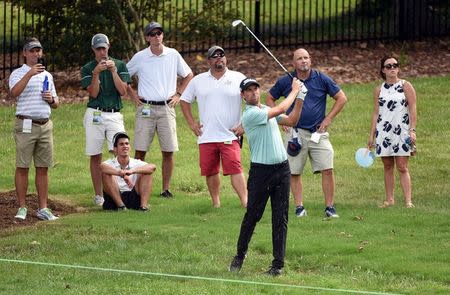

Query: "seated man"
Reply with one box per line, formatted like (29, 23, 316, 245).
(100, 132, 156, 211)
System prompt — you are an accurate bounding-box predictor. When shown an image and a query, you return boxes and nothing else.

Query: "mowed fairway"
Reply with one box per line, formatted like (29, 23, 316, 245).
(0, 76, 449, 294)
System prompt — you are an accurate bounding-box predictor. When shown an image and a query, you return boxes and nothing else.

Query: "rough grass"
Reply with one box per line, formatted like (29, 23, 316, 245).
(0, 76, 449, 294)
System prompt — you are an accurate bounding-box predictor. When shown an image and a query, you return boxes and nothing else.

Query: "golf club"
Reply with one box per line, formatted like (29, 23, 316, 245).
(232, 19, 294, 79)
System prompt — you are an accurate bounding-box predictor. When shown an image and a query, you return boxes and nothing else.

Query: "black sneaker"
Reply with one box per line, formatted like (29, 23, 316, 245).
(295, 205, 307, 217)
(228, 256, 244, 272)
(160, 190, 173, 198)
(139, 206, 149, 212)
(264, 266, 282, 276)
(117, 205, 127, 211)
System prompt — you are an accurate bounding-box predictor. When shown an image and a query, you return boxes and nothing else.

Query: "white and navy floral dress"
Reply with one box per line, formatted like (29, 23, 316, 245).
(375, 80, 412, 157)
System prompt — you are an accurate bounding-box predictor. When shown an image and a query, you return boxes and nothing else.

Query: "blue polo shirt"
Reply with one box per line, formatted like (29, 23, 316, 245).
(269, 69, 340, 132)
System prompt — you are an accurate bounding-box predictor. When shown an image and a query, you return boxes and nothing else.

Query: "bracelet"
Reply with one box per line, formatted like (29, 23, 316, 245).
(48, 98, 55, 105)
(409, 128, 416, 132)
(176, 92, 182, 96)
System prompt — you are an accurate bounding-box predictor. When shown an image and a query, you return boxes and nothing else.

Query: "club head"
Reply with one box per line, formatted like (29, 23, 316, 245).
(232, 20, 243, 27)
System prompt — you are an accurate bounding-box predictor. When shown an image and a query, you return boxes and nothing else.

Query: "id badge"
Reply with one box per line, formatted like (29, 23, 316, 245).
(93, 111, 102, 125)
(141, 105, 151, 117)
(22, 119, 32, 133)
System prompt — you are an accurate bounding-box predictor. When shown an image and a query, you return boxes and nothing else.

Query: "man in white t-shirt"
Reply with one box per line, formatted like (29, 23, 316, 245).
(180, 46, 247, 208)
(9, 37, 60, 221)
(100, 132, 156, 211)
(126, 21, 193, 199)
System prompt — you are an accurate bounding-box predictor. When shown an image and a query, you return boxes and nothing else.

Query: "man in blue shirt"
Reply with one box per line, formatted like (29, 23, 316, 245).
(229, 77, 304, 276)
(266, 48, 347, 218)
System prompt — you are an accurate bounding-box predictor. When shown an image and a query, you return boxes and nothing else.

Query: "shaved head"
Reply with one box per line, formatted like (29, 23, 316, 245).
(292, 48, 310, 61)
(292, 48, 312, 75)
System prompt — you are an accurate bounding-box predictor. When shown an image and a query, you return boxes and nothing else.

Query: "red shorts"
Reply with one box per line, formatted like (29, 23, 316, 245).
(199, 140, 243, 176)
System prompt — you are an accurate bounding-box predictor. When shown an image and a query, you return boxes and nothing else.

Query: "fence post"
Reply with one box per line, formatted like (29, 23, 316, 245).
(398, 0, 408, 40)
(254, 0, 261, 53)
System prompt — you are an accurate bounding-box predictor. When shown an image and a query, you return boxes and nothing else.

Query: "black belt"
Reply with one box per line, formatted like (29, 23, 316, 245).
(251, 160, 289, 169)
(139, 99, 172, 106)
(96, 108, 120, 113)
(16, 115, 49, 125)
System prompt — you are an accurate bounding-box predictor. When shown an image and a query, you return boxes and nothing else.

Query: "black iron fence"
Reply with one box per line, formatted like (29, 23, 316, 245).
(2, 0, 449, 80)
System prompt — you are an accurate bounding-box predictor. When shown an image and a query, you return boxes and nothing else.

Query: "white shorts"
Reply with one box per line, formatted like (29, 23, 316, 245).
(83, 108, 125, 155)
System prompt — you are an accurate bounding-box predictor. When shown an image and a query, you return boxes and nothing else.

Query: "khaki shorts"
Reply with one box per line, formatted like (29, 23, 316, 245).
(83, 108, 125, 155)
(134, 104, 178, 152)
(14, 118, 53, 168)
(285, 128, 334, 175)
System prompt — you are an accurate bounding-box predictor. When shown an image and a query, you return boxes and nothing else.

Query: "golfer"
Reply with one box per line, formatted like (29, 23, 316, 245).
(229, 77, 304, 276)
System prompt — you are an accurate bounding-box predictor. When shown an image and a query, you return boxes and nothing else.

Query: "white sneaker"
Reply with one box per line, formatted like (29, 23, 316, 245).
(36, 208, 59, 221)
(15, 207, 27, 220)
(93, 195, 104, 206)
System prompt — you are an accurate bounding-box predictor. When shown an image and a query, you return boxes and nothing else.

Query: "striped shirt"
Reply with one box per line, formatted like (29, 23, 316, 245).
(9, 64, 57, 119)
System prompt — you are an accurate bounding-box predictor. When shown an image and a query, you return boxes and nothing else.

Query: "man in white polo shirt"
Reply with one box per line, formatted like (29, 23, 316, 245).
(180, 46, 247, 208)
(9, 37, 59, 221)
(127, 21, 193, 198)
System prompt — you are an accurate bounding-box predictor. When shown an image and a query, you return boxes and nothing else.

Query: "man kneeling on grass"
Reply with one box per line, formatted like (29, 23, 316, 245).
(100, 132, 156, 211)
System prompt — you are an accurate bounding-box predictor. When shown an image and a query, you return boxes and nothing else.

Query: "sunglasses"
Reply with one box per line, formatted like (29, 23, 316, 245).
(148, 31, 163, 37)
(210, 52, 225, 59)
(384, 63, 399, 69)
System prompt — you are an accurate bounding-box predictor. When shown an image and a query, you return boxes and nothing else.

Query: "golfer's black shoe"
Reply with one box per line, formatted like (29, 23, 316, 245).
(228, 256, 244, 272)
(264, 266, 282, 276)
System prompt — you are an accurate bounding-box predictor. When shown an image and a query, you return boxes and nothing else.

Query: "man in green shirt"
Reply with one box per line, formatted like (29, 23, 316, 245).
(81, 33, 131, 206)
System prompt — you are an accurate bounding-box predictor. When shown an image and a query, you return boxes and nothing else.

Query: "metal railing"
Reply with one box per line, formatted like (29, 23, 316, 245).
(1, 0, 449, 80)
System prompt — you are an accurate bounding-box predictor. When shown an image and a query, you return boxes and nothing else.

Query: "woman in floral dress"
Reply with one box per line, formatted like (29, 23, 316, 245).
(368, 56, 417, 208)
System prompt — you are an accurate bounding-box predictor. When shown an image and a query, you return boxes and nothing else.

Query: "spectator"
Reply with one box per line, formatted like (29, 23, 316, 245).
(81, 33, 131, 206)
(100, 132, 156, 211)
(180, 46, 247, 208)
(10, 37, 60, 221)
(266, 48, 347, 218)
(127, 21, 193, 198)
(368, 56, 417, 208)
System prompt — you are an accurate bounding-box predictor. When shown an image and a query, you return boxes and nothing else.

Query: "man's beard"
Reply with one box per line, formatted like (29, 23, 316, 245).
(215, 63, 224, 70)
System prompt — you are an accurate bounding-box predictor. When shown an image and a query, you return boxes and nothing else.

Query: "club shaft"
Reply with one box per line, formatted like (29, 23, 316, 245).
(241, 24, 293, 78)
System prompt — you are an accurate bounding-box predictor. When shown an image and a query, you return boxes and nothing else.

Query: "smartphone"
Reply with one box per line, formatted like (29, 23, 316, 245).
(37, 57, 46, 67)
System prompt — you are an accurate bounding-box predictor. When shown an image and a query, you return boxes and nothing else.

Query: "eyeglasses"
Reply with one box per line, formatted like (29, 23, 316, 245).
(384, 63, 399, 69)
(210, 52, 225, 59)
(148, 31, 163, 37)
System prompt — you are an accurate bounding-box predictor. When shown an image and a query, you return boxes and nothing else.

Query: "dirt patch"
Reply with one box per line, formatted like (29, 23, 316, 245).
(0, 190, 78, 230)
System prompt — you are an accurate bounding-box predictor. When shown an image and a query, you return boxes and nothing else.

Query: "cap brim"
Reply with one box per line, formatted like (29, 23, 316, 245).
(241, 82, 260, 91)
(93, 43, 109, 49)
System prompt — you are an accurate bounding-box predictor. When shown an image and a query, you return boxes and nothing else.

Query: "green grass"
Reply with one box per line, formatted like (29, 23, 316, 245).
(0, 76, 449, 294)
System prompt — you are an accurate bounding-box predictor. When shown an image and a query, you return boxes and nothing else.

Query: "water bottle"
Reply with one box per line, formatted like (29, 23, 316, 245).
(42, 75, 49, 92)
(404, 133, 416, 155)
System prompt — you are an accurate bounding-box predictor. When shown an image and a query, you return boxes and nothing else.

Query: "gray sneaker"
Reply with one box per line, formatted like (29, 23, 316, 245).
(36, 208, 59, 221)
(93, 195, 104, 206)
(15, 207, 27, 220)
